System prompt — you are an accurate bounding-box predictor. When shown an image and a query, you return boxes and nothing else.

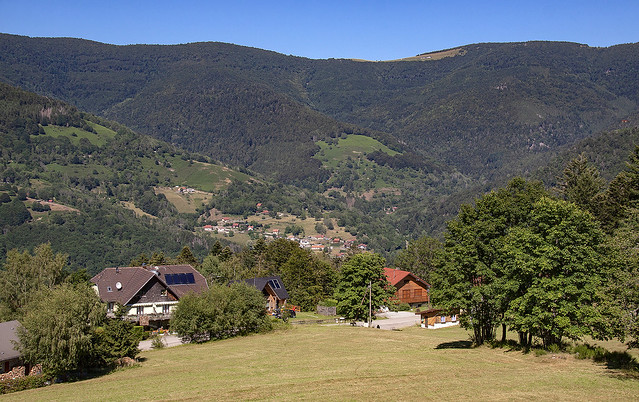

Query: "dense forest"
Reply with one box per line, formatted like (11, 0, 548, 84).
(1, 35, 638, 186)
(2, 36, 639, 276)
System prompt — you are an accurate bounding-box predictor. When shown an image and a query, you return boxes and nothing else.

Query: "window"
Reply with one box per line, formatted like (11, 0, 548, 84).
(413, 289, 422, 298)
(440, 316, 446, 323)
(402, 290, 410, 299)
(137, 306, 144, 316)
(451, 314, 457, 322)
(107, 302, 114, 313)
(160, 289, 167, 297)
(163, 304, 170, 314)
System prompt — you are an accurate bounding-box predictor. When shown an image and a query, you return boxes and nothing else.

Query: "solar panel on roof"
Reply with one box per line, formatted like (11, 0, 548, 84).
(178, 273, 187, 284)
(269, 279, 281, 289)
(165, 274, 174, 285)
(186, 273, 195, 284)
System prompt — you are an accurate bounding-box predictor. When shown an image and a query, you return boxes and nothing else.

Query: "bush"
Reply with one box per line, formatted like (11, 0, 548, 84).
(571, 344, 606, 360)
(171, 283, 272, 343)
(319, 298, 338, 307)
(0, 374, 49, 395)
(151, 336, 166, 349)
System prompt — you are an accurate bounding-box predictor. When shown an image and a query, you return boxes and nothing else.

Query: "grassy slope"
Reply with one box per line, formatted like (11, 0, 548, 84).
(315, 134, 399, 169)
(10, 326, 639, 401)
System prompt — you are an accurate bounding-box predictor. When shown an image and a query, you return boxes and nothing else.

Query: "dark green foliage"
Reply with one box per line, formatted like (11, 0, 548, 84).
(170, 283, 272, 342)
(280, 248, 337, 311)
(0, 374, 49, 395)
(0, 243, 66, 320)
(30, 201, 51, 212)
(556, 153, 604, 214)
(500, 197, 609, 347)
(93, 307, 141, 366)
(334, 253, 394, 321)
(393, 236, 442, 284)
(0, 198, 30, 229)
(431, 178, 547, 345)
(17, 283, 106, 378)
(176, 246, 199, 267)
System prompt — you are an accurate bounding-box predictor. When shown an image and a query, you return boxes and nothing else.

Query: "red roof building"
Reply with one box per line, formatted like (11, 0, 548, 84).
(384, 267, 430, 307)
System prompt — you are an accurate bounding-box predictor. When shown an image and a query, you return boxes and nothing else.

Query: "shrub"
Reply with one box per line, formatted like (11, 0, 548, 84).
(151, 336, 166, 349)
(319, 298, 338, 307)
(0, 375, 49, 395)
(171, 283, 272, 343)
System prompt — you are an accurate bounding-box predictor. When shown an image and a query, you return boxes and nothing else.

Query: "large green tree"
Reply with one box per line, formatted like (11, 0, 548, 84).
(557, 153, 604, 214)
(334, 253, 394, 322)
(280, 248, 337, 311)
(17, 283, 105, 378)
(500, 197, 610, 347)
(0, 243, 67, 320)
(430, 178, 546, 345)
(393, 236, 442, 284)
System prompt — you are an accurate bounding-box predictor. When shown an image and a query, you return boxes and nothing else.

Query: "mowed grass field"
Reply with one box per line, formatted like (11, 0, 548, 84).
(8, 325, 639, 401)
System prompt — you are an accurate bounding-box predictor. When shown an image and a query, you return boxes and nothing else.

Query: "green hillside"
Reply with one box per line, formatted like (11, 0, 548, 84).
(0, 81, 255, 273)
(3, 35, 637, 187)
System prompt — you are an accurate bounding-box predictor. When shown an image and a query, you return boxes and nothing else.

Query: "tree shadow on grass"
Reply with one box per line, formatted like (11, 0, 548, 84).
(435, 340, 473, 349)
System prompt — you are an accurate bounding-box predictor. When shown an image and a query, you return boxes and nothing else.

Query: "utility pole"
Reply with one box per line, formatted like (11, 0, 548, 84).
(368, 280, 372, 328)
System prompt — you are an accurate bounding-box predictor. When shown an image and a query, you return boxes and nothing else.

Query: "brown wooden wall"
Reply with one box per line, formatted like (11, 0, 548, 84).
(394, 278, 429, 304)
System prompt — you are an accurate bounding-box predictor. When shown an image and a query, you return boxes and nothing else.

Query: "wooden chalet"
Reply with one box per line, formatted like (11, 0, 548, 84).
(415, 308, 460, 329)
(384, 267, 430, 307)
(242, 276, 289, 312)
(91, 264, 208, 327)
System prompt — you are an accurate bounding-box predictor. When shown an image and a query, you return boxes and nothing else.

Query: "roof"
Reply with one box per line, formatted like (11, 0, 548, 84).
(0, 320, 22, 362)
(384, 267, 430, 288)
(243, 276, 289, 300)
(91, 264, 208, 305)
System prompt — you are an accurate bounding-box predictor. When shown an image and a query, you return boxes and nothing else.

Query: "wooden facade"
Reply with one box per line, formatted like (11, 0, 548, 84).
(384, 268, 430, 307)
(415, 309, 460, 329)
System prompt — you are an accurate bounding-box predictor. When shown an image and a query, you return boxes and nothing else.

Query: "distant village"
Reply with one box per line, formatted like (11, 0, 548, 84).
(186, 195, 368, 257)
(200, 215, 367, 257)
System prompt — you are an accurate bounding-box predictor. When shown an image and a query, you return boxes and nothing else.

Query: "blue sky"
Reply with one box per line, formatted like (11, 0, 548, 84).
(1, 0, 637, 60)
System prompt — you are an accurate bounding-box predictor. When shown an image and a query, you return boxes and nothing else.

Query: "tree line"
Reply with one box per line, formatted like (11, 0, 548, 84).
(396, 149, 639, 348)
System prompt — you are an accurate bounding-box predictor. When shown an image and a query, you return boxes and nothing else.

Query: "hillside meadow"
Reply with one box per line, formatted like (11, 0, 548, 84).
(6, 325, 639, 401)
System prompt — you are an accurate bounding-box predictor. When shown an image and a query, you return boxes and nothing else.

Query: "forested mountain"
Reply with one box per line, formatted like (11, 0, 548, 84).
(2, 34, 639, 270)
(1, 34, 637, 186)
(0, 81, 239, 273)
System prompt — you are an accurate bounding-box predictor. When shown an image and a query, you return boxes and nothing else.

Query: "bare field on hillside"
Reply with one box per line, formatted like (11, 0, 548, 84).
(9, 325, 639, 401)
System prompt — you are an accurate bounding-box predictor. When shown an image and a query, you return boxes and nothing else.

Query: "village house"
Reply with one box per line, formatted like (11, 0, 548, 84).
(0, 320, 22, 374)
(91, 264, 208, 327)
(242, 276, 289, 312)
(415, 308, 459, 329)
(384, 267, 430, 308)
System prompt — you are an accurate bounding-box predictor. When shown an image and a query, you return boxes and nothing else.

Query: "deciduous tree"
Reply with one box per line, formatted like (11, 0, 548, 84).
(17, 283, 105, 377)
(334, 253, 394, 322)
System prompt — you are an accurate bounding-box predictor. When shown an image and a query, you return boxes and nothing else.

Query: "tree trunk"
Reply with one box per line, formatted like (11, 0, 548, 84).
(501, 324, 507, 343)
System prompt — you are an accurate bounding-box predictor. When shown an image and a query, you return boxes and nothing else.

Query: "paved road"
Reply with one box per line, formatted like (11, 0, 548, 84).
(357, 311, 420, 330)
(139, 335, 183, 351)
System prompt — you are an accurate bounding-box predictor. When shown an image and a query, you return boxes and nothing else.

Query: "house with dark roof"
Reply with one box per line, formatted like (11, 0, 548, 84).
(242, 276, 289, 312)
(0, 320, 22, 374)
(384, 267, 430, 308)
(91, 264, 208, 326)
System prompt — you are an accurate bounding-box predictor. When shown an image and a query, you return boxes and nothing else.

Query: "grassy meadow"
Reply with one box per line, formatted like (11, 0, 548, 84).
(315, 135, 398, 169)
(7, 325, 639, 401)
